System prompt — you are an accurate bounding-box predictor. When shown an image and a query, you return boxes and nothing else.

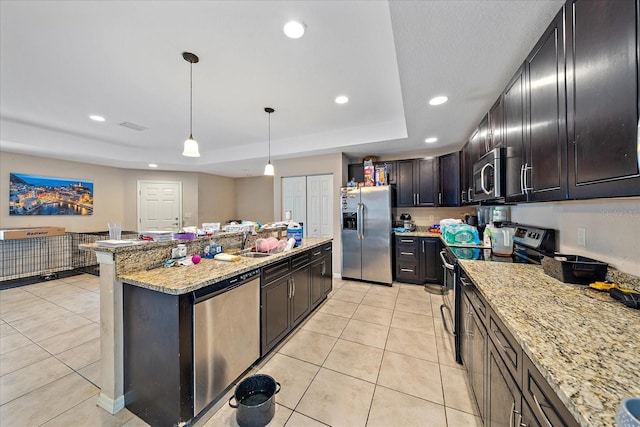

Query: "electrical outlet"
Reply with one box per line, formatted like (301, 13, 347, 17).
(577, 227, 586, 247)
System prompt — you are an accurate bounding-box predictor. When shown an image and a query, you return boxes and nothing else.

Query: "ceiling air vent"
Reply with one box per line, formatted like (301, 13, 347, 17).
(119, 121, 147, 131)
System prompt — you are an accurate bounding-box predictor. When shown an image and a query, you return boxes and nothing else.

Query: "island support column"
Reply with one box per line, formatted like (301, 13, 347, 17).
(95, 251, 125, 413)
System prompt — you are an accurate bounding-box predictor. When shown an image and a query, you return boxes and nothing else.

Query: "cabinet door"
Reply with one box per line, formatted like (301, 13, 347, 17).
(460, 293, 471, 367)
(396, 236, 422, 283)
(322, 256, 333, 296)
(504, 64, 528, 202)
(461, 141, 473, 204)
(525, 9, 567, 201)
(261, 276, 291, 355)
(396, 160, 416, 207)
(310, 260, 325, 308)
(470, 305, 487, 421)
(416, 158, 438, 206)
(439, 152, 461, 206)
(421, 238, 440, 283)
(489, 97, 504, 150)
(290, 267, 310, 326)
(487, 339, 522, 427)
(566, 0, 640, 198)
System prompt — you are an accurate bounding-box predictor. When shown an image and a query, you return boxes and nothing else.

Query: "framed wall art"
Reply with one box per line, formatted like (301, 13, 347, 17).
(9, 173, 93, 216)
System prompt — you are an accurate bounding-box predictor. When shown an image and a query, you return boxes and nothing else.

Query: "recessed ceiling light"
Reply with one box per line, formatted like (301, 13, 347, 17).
(428, 96, 448, 106)
(425, 137, 438, 143)
(89, 115, 105, 122)
(284, 21, 305, 39)
(148, 163, 158, 168)
(335, 95, 349, 104)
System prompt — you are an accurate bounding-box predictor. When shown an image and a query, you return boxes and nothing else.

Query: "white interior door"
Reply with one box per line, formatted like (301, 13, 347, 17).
(137, 181, 182, 232)
(306, 174, 334, 237)
(282, 176, 306, 229)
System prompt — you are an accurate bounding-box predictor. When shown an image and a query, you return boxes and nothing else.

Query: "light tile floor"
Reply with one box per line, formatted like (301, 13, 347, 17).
(0, 273, 481, 427)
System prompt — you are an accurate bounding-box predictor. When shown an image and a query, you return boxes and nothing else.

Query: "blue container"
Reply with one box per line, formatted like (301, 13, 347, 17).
(287, 223, 303, 246)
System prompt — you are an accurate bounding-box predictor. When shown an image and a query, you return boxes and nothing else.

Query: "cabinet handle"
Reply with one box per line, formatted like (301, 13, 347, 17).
(321, 260, 326, 276)
(400, 239, 414, 243)
(291, 277, 295, 297)
(413, 194, 416, 205)
(417, 193, 420, 205)
(492, 327, 515, 361)
(401, 268, 414, 273)
(422, 240, 425, 253)
(532, 392, 554, 427)
(438, 192, 442, 205)
(468, 188, 473, 202)
(460, 277, 472, 287)
(400, 251, 415, 256)
(288, 278, 292, 298)
(313, 251, 321, 256)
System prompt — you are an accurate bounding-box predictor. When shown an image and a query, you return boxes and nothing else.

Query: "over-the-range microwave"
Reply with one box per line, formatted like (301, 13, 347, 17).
(472, 147, 504, 202)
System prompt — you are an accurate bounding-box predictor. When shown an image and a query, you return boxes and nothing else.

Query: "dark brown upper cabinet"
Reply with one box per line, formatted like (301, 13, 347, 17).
(524, 7, 568, 202)
(503, 64, 528, 203)
(397, 158, 439, 207)
(565, 0, 640, 199)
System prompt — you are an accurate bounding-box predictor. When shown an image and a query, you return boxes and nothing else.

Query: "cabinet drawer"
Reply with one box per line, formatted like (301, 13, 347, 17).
(322, 242, 332, 254)
(396, 262, 420, 281)
(262, 259, 290, 284)
(523, 354, 579, 427)
(310, 247, 324, 261)
(396, 246, 419, 262)
(291, 251, 311, 270)
(396, 236, 419, 245)
(469, 287, 487, 320)
(488, 309, 522, 383)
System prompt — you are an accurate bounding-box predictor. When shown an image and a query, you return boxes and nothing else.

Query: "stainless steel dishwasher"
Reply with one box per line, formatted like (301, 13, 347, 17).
(193, 269, 261, 416)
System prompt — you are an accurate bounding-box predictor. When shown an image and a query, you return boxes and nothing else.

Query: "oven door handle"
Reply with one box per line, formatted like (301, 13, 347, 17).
(439, 250, 455, 270)
(439, 304, 455, 337)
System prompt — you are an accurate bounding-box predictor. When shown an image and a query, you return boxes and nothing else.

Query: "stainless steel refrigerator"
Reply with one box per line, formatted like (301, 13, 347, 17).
(340, 186, 393, 285)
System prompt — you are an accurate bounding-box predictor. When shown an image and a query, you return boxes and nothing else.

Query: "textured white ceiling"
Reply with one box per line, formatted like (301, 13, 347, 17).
(0, 0, 563, 177)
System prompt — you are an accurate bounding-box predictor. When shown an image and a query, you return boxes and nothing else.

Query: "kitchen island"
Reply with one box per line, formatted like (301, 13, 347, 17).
(81, 235, 332, 427)
(458, 260, 640, 427)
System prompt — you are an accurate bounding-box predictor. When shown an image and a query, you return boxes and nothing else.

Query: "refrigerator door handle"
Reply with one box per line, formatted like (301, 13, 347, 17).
(357, 203, 364, 239)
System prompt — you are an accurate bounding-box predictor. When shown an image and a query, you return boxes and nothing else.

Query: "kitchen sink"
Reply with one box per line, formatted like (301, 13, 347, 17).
(240, 252, 271, 258)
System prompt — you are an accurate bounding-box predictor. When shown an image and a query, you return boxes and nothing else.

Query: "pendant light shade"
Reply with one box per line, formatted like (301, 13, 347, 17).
(264, 107, 275, 176)
(182, 52, 200, 157)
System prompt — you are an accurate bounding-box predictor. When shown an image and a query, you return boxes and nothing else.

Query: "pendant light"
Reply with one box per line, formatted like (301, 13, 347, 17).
(182, 52, 200, 157)
(264, 107, 275, 176)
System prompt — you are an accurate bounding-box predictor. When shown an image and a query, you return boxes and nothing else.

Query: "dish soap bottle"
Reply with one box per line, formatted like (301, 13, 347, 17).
(483, 224, 493, 248)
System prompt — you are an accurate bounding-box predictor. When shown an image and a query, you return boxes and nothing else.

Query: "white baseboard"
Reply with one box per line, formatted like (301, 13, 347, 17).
(96, 393, 125, 414)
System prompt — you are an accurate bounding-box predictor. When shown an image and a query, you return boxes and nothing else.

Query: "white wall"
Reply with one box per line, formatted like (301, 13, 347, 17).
(511, 198, 640, 276)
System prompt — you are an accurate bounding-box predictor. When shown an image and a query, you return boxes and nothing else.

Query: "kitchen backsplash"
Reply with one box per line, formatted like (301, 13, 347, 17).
(392, 207, 468, 227)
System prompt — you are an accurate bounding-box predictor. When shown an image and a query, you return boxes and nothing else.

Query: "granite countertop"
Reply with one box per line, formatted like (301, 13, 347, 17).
(458, 260, 640, 427)
(117, 237, 332, 295)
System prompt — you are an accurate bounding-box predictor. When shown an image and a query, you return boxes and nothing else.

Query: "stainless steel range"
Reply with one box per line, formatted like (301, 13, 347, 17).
(438, 224, 557, 364)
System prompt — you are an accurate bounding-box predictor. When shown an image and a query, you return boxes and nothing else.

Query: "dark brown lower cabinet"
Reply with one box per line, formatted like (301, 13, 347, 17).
(261, 275, 291, 354)
(487, 337, 522, 427)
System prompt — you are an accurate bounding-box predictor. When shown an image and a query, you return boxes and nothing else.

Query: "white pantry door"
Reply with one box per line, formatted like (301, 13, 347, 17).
(306, 174, 333, 237)
(281, 176, 306, 230)
(137, 181, 182, 232)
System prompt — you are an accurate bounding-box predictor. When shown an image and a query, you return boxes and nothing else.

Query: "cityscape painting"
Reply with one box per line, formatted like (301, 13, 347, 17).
(9, 173, 93, 216)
